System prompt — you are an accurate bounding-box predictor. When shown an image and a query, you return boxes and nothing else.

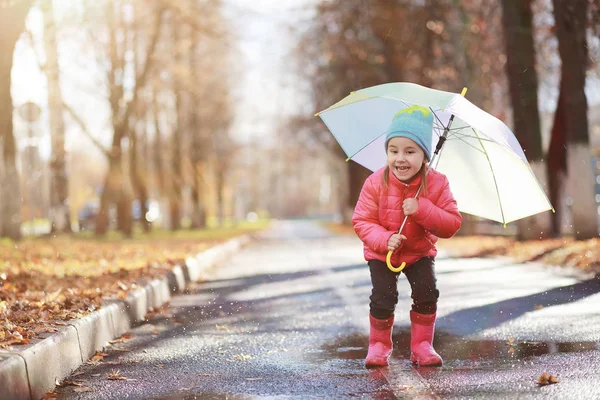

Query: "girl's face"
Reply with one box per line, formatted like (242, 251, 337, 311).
(386, 137, 426, 183)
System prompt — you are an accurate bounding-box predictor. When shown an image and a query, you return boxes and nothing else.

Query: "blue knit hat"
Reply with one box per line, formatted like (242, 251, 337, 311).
(385, 105, 433, 161)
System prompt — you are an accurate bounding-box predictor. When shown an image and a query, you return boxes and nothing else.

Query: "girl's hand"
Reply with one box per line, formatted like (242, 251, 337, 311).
(388, 233, 407, 252)
(402, 198, 419, 216)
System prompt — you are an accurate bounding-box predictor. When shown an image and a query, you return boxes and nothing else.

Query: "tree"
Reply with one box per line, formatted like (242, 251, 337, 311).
(41, 0, 71, 233)
(547, 89, 566, 236)
(501, 0, 550, 239)
(95, 0, 165, 236)
(168, 11, 185, 230)
(552, 0, 598, 239)
(0, 0, 34, 240)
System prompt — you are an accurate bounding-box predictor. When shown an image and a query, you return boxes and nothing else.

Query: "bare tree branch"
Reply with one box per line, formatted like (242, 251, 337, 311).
(158, 0, 223, 37)
(24, 27, 110, 158)
(62, 101, 111, 158)
(115, 5, 166, 135)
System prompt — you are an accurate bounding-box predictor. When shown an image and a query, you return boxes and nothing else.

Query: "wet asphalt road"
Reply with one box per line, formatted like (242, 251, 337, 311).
(55, 220, 600, 399)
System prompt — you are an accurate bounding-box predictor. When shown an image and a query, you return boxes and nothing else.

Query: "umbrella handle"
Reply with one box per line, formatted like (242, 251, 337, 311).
(385, 213, 411, 272)
(386, 251, 406, 272)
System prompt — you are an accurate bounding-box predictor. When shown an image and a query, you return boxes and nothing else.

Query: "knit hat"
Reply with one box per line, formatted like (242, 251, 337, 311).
(385, 105, 433, 161)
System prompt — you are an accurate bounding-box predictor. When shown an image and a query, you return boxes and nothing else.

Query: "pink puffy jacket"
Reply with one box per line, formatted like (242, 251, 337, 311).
(352, 166, 462, 268)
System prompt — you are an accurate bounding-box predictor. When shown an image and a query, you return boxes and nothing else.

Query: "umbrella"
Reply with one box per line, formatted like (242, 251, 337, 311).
(316, 82, 553, 272)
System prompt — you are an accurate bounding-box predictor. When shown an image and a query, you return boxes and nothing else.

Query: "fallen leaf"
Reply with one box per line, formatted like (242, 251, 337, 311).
(110, 333, 132, 344)
(216, 325, 229, 331)
(536, 372, 559, 385)
(41, 392, 57, 399)
(534, 305, 544, 310)
(45, 288, 62, 303)
(107, 369, 133, 381)
(233, 354, 252, 361)
(34, 326, 58, 333)
(91, 351, 109, 362)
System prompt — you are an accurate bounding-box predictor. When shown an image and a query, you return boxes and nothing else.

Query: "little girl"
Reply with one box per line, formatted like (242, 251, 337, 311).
(352, 106, 462, 368)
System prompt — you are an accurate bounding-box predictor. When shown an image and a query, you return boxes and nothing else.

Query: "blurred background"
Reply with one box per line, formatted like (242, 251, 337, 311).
(1, 0, 599, 241)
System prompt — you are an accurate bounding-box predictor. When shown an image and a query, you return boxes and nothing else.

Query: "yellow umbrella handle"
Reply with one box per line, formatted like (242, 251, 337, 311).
(386, 250, 406, 272)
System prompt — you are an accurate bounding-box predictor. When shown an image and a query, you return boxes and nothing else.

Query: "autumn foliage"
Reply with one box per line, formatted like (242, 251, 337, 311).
(0, 225, 264, 350)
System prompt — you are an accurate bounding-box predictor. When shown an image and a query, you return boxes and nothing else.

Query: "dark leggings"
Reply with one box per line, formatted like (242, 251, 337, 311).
(368, 257, 439, 319)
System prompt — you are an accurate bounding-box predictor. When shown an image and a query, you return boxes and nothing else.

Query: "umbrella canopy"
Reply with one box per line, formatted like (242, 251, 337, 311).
(316, 82, 553, 225)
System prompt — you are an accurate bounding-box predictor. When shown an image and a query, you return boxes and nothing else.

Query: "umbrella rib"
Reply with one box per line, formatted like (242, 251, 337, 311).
(345, 130, 388, 160)
(448, 135, 488, 155)
(473, 128, 507, 225)
(429, 108, 449, 140)
(448, 130, 498, 144)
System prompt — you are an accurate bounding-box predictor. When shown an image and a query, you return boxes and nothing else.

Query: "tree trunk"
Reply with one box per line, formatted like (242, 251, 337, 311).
(553, 0, 598, 239)
(117, 134, 133, 237)
(187, 8, 207, 230)
(501, 0, 550, 239)
(117, 189, 133, 236)
(189, 168, 206, 229)
(129, 9, 150, 234)
(41, 0, 71, 233)
(547, 88, 567, 237)
(216, 165, 225, 227)
(130, 125, 151, 233)
(169, 16, 185, 231)
(151, 86, 171, 229)
(152, 87, 164, 194)
(0, 0, 33, 240)
(96, 140, 130, 236)
(96, 157, 119, 235)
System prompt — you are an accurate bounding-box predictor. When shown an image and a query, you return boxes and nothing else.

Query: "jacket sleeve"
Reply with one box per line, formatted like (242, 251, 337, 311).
(411, 176, 462, 238)
(352, 176, 396, 254)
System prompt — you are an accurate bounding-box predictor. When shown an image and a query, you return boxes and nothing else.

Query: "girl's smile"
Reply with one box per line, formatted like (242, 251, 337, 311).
(386, 137, 426, 183)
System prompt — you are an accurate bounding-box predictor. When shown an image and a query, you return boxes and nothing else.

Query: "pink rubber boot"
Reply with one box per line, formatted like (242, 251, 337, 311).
(365, 314, 394, 368)
(410, 311, 443, 366)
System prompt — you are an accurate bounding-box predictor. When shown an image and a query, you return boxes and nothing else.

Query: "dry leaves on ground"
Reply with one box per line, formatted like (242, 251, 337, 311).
(437, 236, 600, 275)
(0, 227, 266, 393)
(536, 372, 560, 385)
(107, 369, 133, 381)
(0, 228, 263, 350)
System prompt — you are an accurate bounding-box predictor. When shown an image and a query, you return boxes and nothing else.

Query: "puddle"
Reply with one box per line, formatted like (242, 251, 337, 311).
(311, 329, 598, 365)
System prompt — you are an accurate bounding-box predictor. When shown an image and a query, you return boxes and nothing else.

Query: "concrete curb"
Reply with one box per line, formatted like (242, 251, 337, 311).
(2, 234, 251, 400)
